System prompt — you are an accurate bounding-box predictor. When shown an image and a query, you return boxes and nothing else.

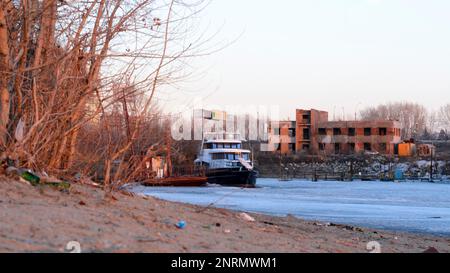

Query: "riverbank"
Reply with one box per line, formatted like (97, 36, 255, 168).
(1, 176, 449, 253)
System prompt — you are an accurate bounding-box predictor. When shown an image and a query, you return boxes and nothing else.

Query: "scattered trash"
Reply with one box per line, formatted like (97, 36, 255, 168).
(239, 212, 255, 222)
(224, 229, 231, 234)
(423, 247, 439, 253)
(329, 223, 363, 232)
(74, 172, 82, 181)
(77, 177, 102, 188)
(215, 223, 221, 227)
(40, 175, 71, 189)
(20, 170, 40, 186)
(5, 166, 19, 176)
(78, 201, 86, 206)
(313, 222, 331, 227)
(176, 220, 186, 229)
(14, 118, 25, 142)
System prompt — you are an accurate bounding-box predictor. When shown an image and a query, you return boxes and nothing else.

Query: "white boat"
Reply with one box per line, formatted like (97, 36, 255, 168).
(194, 132, 258, 187)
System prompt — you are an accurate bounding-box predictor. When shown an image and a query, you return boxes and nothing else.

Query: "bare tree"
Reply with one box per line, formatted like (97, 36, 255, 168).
(360, 102, 428, 139)
(0, 0, 213, 190)
(0, 2, 10, 146)
(439, 104, 450, 131)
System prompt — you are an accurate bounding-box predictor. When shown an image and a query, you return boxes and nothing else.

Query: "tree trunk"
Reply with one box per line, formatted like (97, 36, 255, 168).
(0, 6, 10, 146)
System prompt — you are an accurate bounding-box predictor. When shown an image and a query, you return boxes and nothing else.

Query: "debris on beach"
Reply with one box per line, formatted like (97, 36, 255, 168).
(176, 221, 186, 229)
(423, 247, 439, 253)
(239, 212, 255, 222)
(3, 162, 71, 190)
(20, 170, 41, 186)
(329, 223, 364, 232)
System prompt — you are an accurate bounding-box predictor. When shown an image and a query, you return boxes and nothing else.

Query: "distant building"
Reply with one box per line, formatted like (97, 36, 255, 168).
(268, 120, 296, 154)
(192, 108, 402, 156)
(270, 109, 402, 156)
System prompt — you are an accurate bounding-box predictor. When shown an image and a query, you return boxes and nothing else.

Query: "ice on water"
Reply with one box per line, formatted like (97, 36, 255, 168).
(131, 179, 450, 236)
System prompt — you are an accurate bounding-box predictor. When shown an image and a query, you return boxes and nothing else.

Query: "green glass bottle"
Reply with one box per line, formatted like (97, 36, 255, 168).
(21, 171, 40, 186)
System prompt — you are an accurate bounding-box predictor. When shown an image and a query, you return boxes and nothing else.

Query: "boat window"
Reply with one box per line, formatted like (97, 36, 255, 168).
(212, 153, 242, 160)
(242, 153, 250, 160)
(212, 153, 225, 160)
(231, 144, 238, 149)
(217, 143, 224, 148)
(205, 143, 218, 149)
(224, 143, 231, 148)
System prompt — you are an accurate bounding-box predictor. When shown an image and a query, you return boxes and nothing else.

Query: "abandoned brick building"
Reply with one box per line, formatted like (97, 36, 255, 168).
(270, 109, 402, 155)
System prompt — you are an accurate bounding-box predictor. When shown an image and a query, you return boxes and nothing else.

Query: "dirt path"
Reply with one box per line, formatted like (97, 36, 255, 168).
(0, 176, 449, 253)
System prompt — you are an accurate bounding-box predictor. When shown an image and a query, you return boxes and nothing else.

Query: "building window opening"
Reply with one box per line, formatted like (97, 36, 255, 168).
(302, 144, 310, 151)
(364, 128, 372, 136)
(273, 128, 280, 135)
(318, 128, 327, 135)
(364, 143, 372, 151)
(333, 128, 342, 135)
(334, 143, 341, 154)
(379, 143, 387, 153)
(379, 128, 387, 136)
(303, 128, 310, 140)
(288, 143, 296, 151)
(319, 143, 325, 151)
(288, 128, 296, 137)
(348, 128, 356, 136)
(349, 143, 355, 153)
(302, 115, 311, 123)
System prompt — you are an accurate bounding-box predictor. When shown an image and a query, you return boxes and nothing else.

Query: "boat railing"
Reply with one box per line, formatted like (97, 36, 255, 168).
(171, 165, 206, 177)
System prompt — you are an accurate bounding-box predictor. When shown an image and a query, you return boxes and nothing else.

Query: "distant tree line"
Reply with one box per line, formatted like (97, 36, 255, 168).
(359, 102, 450, 141)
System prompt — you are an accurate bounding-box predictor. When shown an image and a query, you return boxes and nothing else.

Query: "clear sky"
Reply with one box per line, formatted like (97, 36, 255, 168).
(162, 0, 450, 120)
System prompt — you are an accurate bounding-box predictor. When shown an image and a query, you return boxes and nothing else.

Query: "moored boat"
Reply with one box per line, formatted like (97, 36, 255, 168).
(142, 176, 207, 187)
(194, 132, 258, 187)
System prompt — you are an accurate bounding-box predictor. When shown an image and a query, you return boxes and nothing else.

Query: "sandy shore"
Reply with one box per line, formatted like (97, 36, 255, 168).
(1, 176, 449, 253)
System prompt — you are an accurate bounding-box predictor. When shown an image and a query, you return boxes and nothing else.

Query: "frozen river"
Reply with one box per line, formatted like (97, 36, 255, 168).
(131, 179, 450, 236)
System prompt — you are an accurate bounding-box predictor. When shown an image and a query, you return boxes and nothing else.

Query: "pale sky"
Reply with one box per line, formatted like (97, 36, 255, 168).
(161, 0, 450, 120)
